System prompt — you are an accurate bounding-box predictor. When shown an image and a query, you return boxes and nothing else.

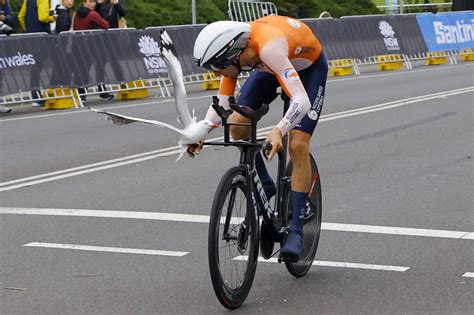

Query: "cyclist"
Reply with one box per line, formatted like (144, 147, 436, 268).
(192, 15, 328, 260)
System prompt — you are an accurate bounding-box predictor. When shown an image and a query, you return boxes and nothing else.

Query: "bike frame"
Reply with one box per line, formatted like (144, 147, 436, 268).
(205, 95, 292, 238)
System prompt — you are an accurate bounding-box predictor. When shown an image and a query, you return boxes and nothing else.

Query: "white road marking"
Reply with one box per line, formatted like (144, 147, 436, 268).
(23, 242, 189, 257)
(0, 149, 183, 192)
(1, 86, 472, 192)
(462, 272, 474, 278)
(1, 63, 471, 123)
(1, 207, 211, 222)
(322, 222, 471, 239)
(1, 207, 473, 240)
(233, 256, 409, 272)
(0, 146, 182, 187)
(461, 233, 474, 240)
(319, 86, 473, 122)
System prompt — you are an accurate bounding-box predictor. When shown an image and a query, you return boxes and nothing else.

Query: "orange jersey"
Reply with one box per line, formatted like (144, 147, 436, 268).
(250, 15, 322, 68)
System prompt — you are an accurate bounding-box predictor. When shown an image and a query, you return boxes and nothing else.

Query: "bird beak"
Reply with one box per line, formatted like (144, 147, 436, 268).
(211, 124, 219, 129)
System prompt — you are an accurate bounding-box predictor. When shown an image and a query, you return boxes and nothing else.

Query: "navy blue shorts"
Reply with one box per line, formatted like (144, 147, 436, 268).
(237, 52, 328, 135)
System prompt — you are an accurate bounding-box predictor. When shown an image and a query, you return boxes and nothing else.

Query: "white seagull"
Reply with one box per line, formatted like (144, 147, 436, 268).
(89, 30, 218, 162)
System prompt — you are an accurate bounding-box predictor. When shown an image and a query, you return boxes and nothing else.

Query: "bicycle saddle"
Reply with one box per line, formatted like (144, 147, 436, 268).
(230, 103, 269, 121)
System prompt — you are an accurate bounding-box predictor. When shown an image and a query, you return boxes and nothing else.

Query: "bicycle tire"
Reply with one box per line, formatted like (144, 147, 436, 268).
(208, 166, 259, 309)
(283, 154, 322, 277)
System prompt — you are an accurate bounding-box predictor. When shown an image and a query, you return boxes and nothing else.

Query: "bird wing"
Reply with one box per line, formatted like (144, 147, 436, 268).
(160, 30, 194, 128)
(88, 107, 184, 134)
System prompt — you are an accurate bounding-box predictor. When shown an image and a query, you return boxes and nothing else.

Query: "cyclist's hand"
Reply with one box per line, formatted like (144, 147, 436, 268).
(265, 127, 283, 161)
(187, 140, 204, 158)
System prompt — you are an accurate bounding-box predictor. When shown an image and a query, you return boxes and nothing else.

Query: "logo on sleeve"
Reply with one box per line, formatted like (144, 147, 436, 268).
(307, 110, 319, 120)
(282, 67, 300, 81)
(287, 18, 301, 29)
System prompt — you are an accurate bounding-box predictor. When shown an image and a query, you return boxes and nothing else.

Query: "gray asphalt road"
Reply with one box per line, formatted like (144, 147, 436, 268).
(1, 64, 473, 314)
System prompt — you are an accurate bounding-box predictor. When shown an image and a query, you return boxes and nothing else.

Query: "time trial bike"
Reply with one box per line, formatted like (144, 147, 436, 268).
(204, 94, 322, 309)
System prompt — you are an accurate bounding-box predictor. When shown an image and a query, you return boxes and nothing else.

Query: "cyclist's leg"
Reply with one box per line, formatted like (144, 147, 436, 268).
(281, 53, 328, 258)
(231, 71, 279, 199)
(230, 71, 279, 139)
(291, 52, 328, 190)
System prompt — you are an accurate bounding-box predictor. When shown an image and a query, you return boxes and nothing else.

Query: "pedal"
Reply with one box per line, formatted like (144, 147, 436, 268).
(279, 252, 299, 263)
(277, 252, 299, 263)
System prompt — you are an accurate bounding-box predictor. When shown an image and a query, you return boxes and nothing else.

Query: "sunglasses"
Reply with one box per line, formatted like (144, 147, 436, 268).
(208, 60, 260, 72)
(203, 51, 242, 71)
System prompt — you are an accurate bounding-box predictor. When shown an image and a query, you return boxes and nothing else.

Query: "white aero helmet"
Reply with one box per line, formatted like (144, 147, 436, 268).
(193, 21, 250, 71)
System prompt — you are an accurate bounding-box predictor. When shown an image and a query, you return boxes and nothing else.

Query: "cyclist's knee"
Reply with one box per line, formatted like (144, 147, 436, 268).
(289, 131, 311, 164)
(229, 113, 251, 140)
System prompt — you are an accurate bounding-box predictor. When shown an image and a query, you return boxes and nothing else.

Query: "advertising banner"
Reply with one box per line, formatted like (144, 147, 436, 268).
(416, 12, 474, 51)
(0, 29, 168, 97)
(306, 15, 426, 60)
(0, 33, 62, 97)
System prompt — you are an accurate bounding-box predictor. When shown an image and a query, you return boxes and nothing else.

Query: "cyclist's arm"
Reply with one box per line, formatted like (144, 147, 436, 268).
(204, 76, 238, 125)
(259, 38, 311, 136)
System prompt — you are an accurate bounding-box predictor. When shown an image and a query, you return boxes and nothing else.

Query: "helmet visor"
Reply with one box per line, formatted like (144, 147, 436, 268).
(203, 51, 242, 71)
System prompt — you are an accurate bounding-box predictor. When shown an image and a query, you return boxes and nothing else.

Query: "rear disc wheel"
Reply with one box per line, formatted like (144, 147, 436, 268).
(283, 154, 322, 277)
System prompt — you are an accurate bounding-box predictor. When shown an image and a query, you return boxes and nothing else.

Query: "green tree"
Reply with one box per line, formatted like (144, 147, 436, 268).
(125, 0, 226, 29)
(270, 0, 381, 18)
(271, 0, 314, 17)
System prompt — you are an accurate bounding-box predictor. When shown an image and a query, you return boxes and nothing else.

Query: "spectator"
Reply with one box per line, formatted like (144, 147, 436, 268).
(55, 0, 73, 33)
(18, 0, 56, 33)
(96, 0, 126, 90)
(73, 0, 113, 100)
(96, 0, 125, 29)
(73, 0, 109, 30)
(0, 0, 15, 28)
(0, 0, 15, 113)
(18, 0, 57, 107)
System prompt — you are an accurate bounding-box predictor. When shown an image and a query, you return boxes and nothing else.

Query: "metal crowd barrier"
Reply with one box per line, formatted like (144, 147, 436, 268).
(377, 2, 453, 14)
(228, 0, 278, 22)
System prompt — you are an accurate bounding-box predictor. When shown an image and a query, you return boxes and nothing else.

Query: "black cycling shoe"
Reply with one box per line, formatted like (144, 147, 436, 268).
(280, 231, 303, 262)
(260, 220, 274, 259)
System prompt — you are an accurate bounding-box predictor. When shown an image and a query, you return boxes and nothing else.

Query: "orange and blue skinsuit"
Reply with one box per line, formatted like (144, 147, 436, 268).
(205, 15, 328, 136)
